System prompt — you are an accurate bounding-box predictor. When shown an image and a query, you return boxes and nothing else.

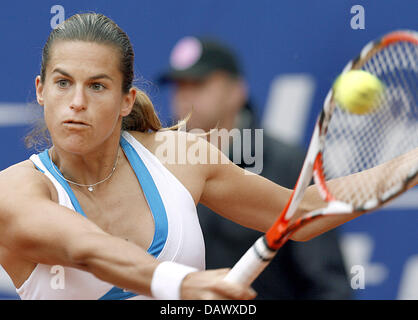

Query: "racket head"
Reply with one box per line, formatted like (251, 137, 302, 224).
(315, 30, 418, 212)
(266, 30, 418, 250)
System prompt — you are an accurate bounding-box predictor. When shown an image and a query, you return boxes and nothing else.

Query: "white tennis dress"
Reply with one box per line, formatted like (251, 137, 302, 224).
(16, 131, 205, 300)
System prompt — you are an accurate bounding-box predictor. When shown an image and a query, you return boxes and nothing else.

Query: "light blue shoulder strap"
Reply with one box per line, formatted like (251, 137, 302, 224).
(36, 150, 87, 217)
(100, 136, 168, 300)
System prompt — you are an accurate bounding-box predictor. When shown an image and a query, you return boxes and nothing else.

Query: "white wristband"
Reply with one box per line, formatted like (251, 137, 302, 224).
(151, 261, 198, 300)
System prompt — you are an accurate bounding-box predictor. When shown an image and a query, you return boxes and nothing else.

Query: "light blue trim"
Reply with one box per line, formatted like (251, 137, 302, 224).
(99, 136, 169, 300)
(97, 286, 138, 300)
(37, 150, 87, 218)
(119, 136, 168, 257)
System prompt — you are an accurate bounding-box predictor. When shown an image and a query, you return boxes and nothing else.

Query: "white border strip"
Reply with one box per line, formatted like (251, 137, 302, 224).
(0, 103, 38, 127)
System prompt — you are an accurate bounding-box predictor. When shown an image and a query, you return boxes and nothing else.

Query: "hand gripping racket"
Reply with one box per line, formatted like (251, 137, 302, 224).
(224, 30, 418, 286)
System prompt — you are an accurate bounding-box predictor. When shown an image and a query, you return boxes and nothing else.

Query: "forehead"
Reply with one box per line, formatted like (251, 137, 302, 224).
(46, 41, 121, 78)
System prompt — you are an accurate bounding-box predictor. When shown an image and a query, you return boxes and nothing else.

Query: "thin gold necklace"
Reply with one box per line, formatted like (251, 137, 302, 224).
(49, 149, 120, 192)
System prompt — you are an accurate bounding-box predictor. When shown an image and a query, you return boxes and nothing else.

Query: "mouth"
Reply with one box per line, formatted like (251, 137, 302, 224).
(62, 120, 90, 127)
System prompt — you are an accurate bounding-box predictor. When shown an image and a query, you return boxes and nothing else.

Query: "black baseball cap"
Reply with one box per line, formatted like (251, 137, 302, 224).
(158, 36, 241, 83)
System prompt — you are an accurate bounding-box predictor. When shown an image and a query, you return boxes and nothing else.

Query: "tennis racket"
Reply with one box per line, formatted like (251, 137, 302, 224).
(224, 30, 418, 286)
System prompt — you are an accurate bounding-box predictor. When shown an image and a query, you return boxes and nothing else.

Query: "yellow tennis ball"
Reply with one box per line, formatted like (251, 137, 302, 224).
(333, 70, 384, 115)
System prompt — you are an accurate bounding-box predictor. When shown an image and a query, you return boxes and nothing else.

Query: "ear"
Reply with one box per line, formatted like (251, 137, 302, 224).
(121, 87, 136, 117)
(35, 76, 44, 106)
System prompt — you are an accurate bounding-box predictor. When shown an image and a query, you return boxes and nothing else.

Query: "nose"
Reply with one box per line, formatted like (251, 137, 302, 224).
(70, 85, 87, 111)
(174, 83, 197, 108)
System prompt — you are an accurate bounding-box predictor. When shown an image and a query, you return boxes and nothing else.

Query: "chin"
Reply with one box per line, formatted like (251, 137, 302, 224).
(51, 124, 120, 154)
(51, 131, 93, 155)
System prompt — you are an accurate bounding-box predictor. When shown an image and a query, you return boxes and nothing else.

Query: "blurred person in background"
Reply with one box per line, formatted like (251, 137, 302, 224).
(158, 36, 352, 299)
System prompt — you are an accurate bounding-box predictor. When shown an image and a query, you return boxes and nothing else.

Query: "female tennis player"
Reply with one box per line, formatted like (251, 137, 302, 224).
(0, 13, 374, 300)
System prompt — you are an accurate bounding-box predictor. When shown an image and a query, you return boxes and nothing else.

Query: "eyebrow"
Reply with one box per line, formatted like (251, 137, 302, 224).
(51, 68, 113, 81)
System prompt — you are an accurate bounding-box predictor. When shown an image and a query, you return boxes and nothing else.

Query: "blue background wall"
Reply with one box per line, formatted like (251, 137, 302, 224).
(0, 0, 416, 299)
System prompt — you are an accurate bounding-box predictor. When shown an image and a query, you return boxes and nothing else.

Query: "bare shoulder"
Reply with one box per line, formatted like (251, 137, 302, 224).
(1, 160, 45, 182)
(0, 160, 56, 202)
(127, 130, 230, 203)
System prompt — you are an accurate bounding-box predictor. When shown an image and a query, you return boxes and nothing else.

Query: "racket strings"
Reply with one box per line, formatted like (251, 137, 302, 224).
(322, 40, 418, 208)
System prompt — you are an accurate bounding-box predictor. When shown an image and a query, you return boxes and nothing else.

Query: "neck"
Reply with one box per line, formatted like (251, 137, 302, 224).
(50, 133, 122, 190)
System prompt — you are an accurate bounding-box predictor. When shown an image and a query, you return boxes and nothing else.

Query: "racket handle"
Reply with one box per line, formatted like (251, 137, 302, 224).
(224, 236, 277, 286)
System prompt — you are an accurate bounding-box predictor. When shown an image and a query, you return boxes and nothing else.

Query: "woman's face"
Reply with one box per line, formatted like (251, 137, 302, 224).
(35, 41, 134, 154)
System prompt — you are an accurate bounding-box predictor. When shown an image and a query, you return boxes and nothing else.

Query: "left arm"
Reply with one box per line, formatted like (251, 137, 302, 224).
(198, 138, 326, 238)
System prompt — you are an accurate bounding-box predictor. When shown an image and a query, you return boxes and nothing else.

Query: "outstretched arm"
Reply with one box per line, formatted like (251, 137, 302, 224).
(0, 163, 255, 299)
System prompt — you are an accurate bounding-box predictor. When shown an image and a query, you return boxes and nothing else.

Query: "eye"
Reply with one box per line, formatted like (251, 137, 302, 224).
(90, 83, 106, 91)
(56, 79, 70, 88)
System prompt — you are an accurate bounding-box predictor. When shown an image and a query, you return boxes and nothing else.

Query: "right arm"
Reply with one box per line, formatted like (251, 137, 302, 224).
(0, 164, 255, 299)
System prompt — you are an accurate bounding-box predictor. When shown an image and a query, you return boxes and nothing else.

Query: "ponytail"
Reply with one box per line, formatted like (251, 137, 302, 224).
(122, 87, 162, 132)
(122, 87, 191, 133)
